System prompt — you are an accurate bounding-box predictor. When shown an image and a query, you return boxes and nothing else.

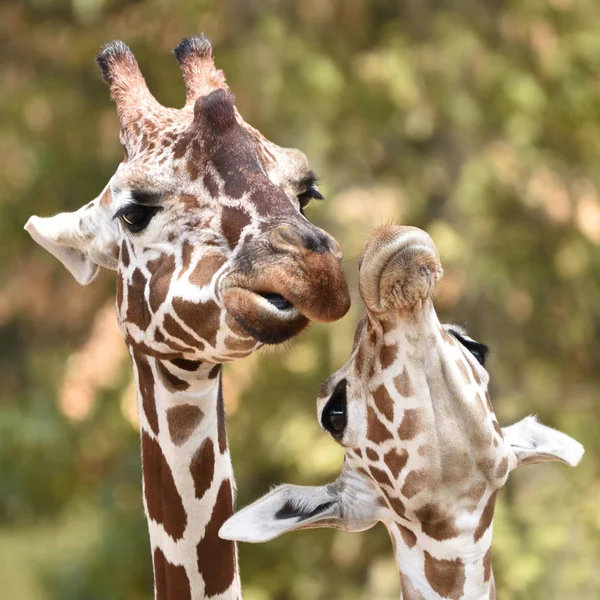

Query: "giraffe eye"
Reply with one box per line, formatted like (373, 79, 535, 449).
(297, 185, 323, 215)
(322, 378, 347, 439)
(113, 204, 162, 233)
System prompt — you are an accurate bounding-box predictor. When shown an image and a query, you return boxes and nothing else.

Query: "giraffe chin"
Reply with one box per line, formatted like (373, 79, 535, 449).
(223, 287, 309, 344)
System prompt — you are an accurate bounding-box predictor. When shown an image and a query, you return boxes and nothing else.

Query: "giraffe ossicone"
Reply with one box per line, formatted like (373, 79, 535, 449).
(25, 35, 351, 600)
(221, 225, 584, 600)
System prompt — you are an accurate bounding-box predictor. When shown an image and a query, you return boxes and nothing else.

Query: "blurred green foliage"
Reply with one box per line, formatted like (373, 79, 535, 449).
(1, 0, 599, 598)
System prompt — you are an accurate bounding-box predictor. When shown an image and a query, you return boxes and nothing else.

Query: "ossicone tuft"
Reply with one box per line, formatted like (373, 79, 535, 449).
(173, 35, 212, 64)
(95, 40, 135, 84)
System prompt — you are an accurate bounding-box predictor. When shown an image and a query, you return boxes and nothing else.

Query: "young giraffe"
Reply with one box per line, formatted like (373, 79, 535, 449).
(221, 225, 584, 600)
(25, 37, 351, 599)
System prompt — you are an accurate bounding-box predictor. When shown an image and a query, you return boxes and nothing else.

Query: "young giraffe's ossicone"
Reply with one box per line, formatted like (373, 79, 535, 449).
(222, 225, 584, 600)
(25, 36, 351, 600)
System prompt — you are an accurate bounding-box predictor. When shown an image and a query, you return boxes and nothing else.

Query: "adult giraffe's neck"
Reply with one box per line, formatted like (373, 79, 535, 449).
(385, 515, 497, 600)
(129, 347, 240, 600)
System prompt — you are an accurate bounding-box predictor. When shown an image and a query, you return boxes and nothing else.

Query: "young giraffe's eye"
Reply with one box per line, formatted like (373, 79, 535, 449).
(321, 378, 347, 439)
(447, 328, 489, 367)
(113, 204, 162, 233)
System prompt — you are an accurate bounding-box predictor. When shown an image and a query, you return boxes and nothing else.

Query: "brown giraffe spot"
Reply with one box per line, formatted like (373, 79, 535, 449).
(397, 523, 417, 548)
(127, 268, 150, 330)
(197, 479, 236, 597)
(351, 317, 367, 351)
(155, 329, 193, 354)
(496, 456, 508, 478)
(163, 314, 202, 350)
(467, 358, 482, 384)
(181, 241, 194, 274)
(132, 352, 159, 435)
(483, 547, 492, 583)
(474, 392, 488, 415)
(190, 437, 215, 500)
(373, 384, 394, 422)
(398, 408, 424, 440)
(485, 390, 493, 411)
(424, 551, 466, 600)
(121, 241, 130, 267)
(368, 361, 376, 380)
(353, 448, 363, 458)
(189, 253, 226, 288)
(367, 322, 378, 345)
(367, 406, 394, 443)
(203, 172, 219, 198)
(380, 316, 395, 335)
(216, 376, 227, 454)
(354, 345, 365, 377)
(415, 503, 459, 541)
(442, 329, 455, 345)
(401, 470, 428, 499)
(173, 297, 220, 347)
(387, 496, 406, 517)
(400, 573, 427, 600)
(224, 335, 255, 352)
(170, 358, 202, 371)
(167, 404, 204, 446)
(463, 480, 487, 508)
(394, 367, 414, 397)
(477, 457, 496, 474)
(173, 131, 192, 159)
(100, 187, 112, 206)
(474, 491, 497, 542)
(455, 358, 471, 384)
(492, 420, 504, 439)
(156, 361, 190, 392)
(142, 431, 187, 540)
(208, 364, 222, 380)
(221, 205, 251, 249)
(380, 343, 398, 370)
(186, 159, 200, 181)
(365, 448, 379, 461)
(153, 547, 191, 600)
(369, 465, 394, 487)
(147, 254, 176, 314)
(383, 447, 409, 479)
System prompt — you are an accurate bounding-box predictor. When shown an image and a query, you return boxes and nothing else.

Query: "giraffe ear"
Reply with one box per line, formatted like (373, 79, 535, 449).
(503, 416, 584, 470)
(25, 204, 118, 285)
(219, 484, 344, 543)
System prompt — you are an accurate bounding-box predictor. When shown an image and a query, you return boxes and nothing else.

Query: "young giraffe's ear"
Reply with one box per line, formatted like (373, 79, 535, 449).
(503, 415, 584, 470)
(219, 484, 342, 543)
(25, 198, 118, 285)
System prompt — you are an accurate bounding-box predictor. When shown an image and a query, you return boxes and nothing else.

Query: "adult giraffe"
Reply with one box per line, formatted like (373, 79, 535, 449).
(25, 36, 350, 599)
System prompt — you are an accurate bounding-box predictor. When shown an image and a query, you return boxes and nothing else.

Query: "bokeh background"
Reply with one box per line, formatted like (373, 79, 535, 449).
(1, 0, 600, 598)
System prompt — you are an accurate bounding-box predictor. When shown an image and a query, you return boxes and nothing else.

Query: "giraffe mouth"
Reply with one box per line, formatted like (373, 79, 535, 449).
(223, 287, 309, 344)
(257, 293, 294, 311)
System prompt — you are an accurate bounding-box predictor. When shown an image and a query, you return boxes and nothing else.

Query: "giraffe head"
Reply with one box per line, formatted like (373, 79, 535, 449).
(221, 226, 583, 557)
(25, 37, 351, 363)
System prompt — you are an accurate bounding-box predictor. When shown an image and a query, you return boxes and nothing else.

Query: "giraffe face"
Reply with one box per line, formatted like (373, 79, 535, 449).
(318, 226, 508, 518)
(220, 226, 583, 545)
(25, 38, 350, 363)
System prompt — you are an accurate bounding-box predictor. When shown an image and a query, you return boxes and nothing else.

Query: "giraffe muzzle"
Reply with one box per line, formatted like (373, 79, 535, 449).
(359, 225, 443, 312)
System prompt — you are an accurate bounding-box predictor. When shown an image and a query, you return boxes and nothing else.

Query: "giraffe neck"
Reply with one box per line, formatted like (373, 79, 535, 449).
(130, 347, 240, 600)
(385, 514, 497, 600)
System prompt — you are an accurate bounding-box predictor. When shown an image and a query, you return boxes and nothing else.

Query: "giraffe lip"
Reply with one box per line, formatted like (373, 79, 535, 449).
(222, 286, 309, 344)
